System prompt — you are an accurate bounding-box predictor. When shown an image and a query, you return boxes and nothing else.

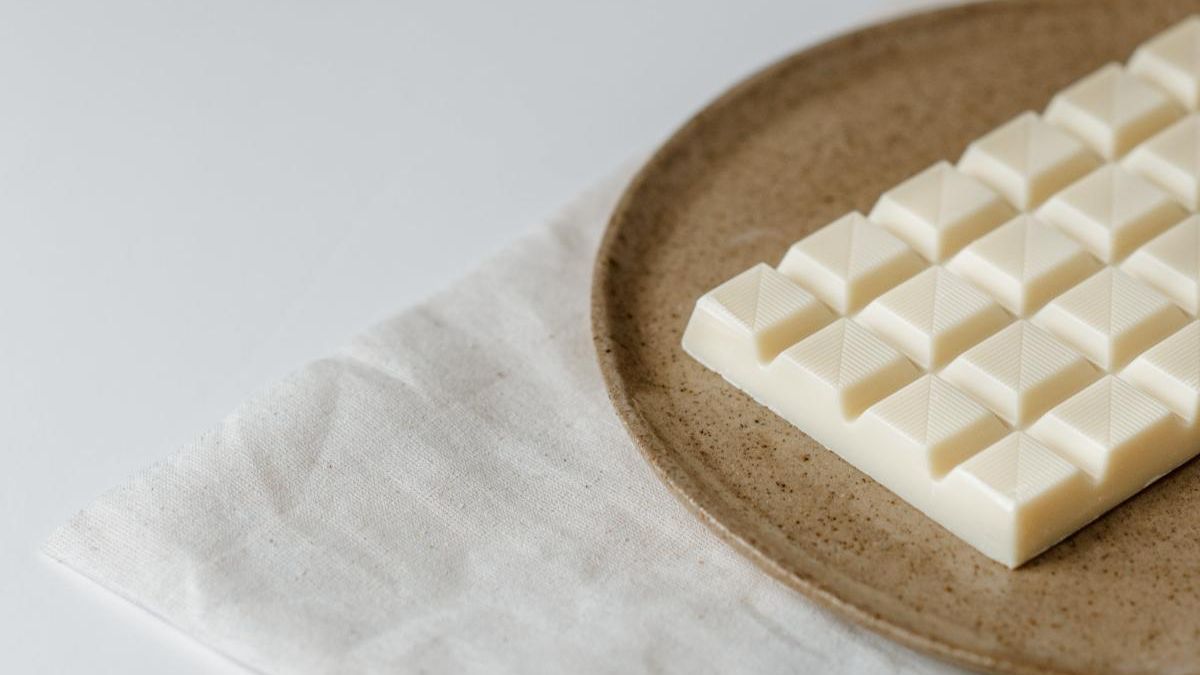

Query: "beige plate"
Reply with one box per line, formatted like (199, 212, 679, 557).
(591, 2, 1200, 673)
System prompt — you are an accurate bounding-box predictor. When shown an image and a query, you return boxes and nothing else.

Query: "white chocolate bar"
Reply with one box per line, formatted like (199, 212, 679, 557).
(682, 17, 1200, 567)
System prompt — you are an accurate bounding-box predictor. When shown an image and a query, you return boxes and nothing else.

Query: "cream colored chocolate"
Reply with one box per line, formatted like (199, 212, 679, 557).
(1045, 63, 1183, 160)
(958, 112, 1101, 210)
(1033, 267, 1188, 369)
(1035, 164, 1186, 263)
(945, 214, 1100, 315)
(1122, 115, 1200, 209)
(777, 212, 925, 313)
(1122, 215, 1200, 313)
(1130, 16, 1200, 110)
(869, 161, 1015, 261)
(681, 17, 1200, 568)
(856, 267, 1009, 369)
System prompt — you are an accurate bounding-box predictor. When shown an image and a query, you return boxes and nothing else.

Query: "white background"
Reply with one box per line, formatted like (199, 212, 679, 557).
(1, 1, 936, 671)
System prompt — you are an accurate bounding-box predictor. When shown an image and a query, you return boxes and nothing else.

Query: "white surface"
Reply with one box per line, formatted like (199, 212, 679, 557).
(45, 163, 953, 675)
(0, 1, 938, 672)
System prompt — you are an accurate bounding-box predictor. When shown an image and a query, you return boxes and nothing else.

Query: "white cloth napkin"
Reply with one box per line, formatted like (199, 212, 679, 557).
(45, 163, 956, 674)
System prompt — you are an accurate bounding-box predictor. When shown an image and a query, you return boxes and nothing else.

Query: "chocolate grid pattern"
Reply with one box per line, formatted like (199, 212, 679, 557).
(684, 18, 1200, 566)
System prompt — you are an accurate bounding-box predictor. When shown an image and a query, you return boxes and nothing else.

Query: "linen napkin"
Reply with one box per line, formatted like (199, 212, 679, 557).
(45, 163, 955, 674)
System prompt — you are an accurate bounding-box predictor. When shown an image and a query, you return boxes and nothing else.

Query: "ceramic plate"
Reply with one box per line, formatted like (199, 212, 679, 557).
(592, 2, 1200, 673)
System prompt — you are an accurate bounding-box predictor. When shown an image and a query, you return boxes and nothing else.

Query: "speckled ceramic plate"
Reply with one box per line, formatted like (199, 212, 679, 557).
(591, 2, 1200, 673)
